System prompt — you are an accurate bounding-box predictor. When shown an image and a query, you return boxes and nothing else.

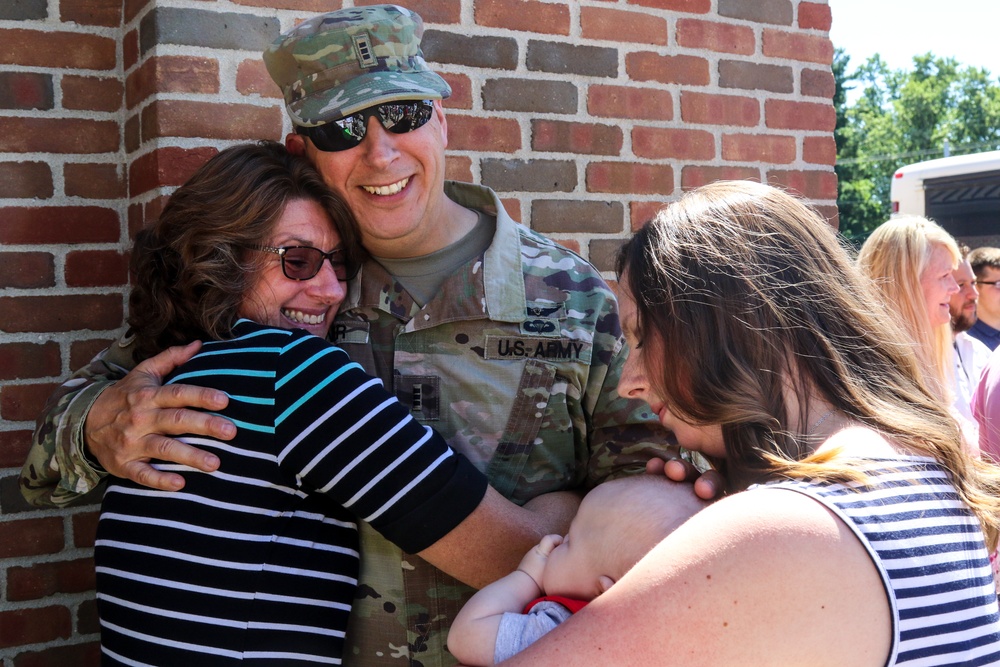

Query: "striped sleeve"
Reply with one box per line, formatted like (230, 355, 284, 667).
(274, 330, 487, 554)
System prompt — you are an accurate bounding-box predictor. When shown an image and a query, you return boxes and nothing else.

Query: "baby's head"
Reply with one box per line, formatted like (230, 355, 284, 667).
(540, 476, 708, 600)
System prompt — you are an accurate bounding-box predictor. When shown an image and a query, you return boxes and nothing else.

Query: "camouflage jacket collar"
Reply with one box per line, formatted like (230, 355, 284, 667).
(343, 181, 527, 329)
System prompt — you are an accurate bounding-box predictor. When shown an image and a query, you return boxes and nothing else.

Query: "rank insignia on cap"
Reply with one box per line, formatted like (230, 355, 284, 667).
(353, 33, 377, 68)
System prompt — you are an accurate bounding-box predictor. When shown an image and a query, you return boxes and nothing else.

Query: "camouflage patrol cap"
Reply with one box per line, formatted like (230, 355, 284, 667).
(264, 4, 451, 128)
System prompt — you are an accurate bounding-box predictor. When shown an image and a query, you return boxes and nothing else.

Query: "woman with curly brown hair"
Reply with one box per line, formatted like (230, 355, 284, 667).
(495, 181, 1000, 667)
(94, 141, 503, 666)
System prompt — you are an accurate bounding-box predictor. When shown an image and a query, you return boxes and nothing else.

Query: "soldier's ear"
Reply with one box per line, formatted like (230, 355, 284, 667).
(434, 100, 448, 150)
(286, 133, 307, 155)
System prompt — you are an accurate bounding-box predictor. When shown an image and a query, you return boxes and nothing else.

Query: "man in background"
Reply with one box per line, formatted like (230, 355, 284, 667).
(950, 246, 991, 427)
(968, 246, 1000, 351)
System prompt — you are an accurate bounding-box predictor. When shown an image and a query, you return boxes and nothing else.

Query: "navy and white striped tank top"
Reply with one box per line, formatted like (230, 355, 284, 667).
(763, 456, 1000, 667)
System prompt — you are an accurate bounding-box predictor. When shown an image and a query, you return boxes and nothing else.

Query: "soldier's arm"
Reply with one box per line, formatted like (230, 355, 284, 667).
(418, 487, 581, 589)
(20, 339, 232, 507)
(21, 337, 135, 507)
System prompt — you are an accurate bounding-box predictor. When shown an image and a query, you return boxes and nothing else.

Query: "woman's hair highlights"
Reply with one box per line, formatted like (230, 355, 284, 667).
(617, 180, 1000, 548)
(127, 141, 362, 361)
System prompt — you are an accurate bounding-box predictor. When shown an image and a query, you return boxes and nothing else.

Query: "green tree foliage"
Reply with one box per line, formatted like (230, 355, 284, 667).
(834, 49, 1000, 239)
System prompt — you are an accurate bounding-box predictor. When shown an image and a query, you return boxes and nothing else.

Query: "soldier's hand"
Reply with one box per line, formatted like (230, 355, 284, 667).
(84, 341, 233, 490)
(646, 456, 726, 501)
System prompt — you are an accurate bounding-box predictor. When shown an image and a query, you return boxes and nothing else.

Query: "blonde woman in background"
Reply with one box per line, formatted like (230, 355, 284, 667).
(856, 216, 976, 446)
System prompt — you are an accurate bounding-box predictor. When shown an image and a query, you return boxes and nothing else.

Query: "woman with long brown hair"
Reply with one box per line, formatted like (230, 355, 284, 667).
(496, 181, 1000, 666)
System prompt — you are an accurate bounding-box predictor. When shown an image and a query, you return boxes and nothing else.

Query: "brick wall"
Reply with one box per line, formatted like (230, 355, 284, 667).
(0, 0, 835, 662)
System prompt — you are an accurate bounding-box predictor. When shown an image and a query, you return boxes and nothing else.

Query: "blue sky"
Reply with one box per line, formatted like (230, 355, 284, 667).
(828, 0, 1000, 78)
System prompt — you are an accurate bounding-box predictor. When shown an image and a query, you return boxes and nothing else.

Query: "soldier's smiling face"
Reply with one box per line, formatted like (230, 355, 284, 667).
(288, 100, 452, 260)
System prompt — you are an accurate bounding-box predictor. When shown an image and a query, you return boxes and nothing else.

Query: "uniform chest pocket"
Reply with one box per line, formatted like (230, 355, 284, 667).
(486, 358, 559, 499)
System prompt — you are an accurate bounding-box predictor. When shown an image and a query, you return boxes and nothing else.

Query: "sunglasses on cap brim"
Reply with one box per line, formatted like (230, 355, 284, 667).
(295, 100, 435, 152)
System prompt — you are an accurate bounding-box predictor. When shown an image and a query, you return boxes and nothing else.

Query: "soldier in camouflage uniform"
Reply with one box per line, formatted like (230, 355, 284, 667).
(22, 5, 684, 666)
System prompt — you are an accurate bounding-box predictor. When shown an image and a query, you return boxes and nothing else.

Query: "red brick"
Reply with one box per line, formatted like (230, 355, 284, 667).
(556, 239, 580, 254)
(0, 207, 119, 244)
(799, 2, 832, 31)
(632, 127, 715, 160)
(587, 162, 674, 195)
(762, 29, 834, 64)
(628, 0, 711, 13)
(767, 169, 838, 200)
(128, 146, 219, 197)
(626, 52, 710, 86)
(440, 72, 472, 110)
(73, 512, 100, 549)
(501, 198, 521, 223)
(0, 429, 33, 468)
(0, 518, 63, 559)
(10, 642, 102, 667)
(804, 135, 836, 165)
(589, 85, 673, 121)
(0, 71, 53, 110)
(78, 598, 101, 636)
(0, 118, 118, 154)
(0, 162, 52, 199)
(719, 60, 793, 93)
(681, 91, 759, 127)
(127, 56, 219, 109)
(65, 250, 128, 288)
(1, 382, 62, 421)
(475, 0, 570, 34)
(142, 100, 283, 142)
(125, 113, 141, 153)
(581, 7, 668, 44)
(236, 58, 282, 100)
(124, 29, 139, 70)
(62, 75, 123, 113)
(676, 18, 755, 55)
(446, 115, 520, 152)
(765, 99, 835, 131)
(532, 120, 623, 156)
(355, 0, 461, 23)
(0, 29, 116, 70)
(802, 68, 835, 98)
(630, 201, 669, 231)
(60, 0, 121, 27)
(0, 295, 123, 335)
(682, 165, 761, 190)
(589, 238, 626, 272)
(0, 252, 55, 289)
(445, 155, 473, 183)
(7, 559, 96, 602)
(65, 163, 126, 200)
(0, 342, 60, 381)
(124, 0, 152, 23)
(722, 133, 796, 163)
(0, 607, 72, 649)
(70, 338, 116, 370)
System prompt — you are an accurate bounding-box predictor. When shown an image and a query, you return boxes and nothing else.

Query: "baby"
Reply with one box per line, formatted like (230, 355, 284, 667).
(448, 476, 709, 666)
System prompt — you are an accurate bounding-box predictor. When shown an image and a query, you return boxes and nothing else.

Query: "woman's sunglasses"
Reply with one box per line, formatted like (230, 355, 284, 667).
(295, 100, 435, 152)
(258, 245, 360, 281)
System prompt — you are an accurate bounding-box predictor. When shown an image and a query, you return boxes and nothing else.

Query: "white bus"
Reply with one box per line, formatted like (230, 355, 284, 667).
(890, 150, 1000, 247)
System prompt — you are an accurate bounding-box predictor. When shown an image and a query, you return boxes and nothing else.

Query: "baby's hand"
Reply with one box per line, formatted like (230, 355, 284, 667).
(516, 534, 562, 588)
